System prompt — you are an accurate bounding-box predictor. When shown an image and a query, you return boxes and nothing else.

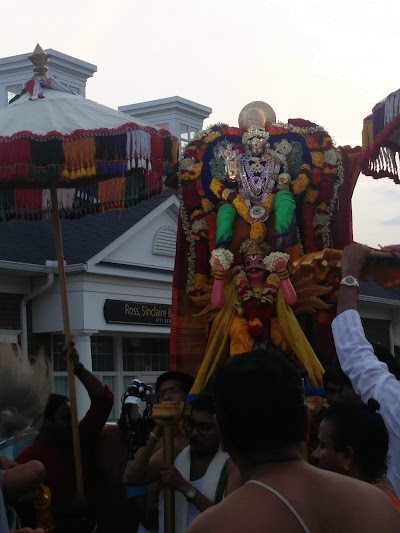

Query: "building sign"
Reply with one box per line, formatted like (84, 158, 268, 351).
(104, 300, 172, 326)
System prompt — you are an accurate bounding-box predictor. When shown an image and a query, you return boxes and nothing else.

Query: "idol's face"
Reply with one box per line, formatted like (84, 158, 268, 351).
(249, 137, 265, 156)
(245, 254, 266, 285)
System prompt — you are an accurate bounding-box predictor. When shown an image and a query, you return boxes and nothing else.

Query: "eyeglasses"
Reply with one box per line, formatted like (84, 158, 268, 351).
(184, 418, 215, 435)
(157, 385, 184, 401)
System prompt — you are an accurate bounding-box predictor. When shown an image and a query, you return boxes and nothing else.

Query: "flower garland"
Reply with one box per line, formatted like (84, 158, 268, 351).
(232, 192, 274, 223)
(250, 221, 267, 241)
(291, 164, 311, 195)
(323, 147, 344, 248)
(263, 252, 290, 272)
(178, 172, 196, 293)
(233, 265, 279, 338)
(210, 248, 234, 271)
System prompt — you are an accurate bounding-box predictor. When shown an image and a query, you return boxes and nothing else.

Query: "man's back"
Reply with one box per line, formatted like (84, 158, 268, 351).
(187, 462, 400, 532)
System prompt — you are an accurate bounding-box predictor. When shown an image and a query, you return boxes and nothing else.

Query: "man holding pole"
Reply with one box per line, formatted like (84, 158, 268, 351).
(16, 343, 113, 533)
(124, 391, 240, 532)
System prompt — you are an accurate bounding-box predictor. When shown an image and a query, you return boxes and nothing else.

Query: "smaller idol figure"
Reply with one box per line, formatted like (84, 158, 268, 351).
(192, 238, 324, 393)
(229, 239, 296, 355)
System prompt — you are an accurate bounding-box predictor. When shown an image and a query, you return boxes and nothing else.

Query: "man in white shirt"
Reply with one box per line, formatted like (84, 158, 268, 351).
(332, 243, 400, 496)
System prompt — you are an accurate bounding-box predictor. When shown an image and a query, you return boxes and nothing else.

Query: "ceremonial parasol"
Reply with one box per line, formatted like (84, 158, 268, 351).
(359, 87, 400, 183)
(0, 44, 178, 496)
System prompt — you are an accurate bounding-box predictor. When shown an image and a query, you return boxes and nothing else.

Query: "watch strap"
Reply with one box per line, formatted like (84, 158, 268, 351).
(186, 486, 197, 501)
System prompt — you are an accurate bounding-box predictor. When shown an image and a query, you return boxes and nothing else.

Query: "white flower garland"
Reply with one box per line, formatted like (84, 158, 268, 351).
(263, 252, 290, 272)
(275, 122, 328, 135)
(179, 157, 196, 172)
(210, 248, 234, 271)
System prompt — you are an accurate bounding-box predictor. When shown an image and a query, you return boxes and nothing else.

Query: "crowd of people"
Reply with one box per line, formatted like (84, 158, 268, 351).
(1, 243, 400, 531)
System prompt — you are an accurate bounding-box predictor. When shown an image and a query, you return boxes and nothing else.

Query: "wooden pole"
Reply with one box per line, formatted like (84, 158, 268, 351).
(152, 402, 191, 533)
(51, 188, 84, 498)
(162, 424, 175, 533)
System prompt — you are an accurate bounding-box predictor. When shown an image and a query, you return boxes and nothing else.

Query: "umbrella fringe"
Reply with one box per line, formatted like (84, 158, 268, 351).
(0, 169, 169, 221)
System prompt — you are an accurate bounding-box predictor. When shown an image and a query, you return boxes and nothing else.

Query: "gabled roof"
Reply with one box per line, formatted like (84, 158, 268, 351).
(0, 189, 177, 266)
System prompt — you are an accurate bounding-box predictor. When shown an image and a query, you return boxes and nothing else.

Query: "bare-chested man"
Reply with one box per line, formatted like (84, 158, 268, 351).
(187, 350, 400, 533)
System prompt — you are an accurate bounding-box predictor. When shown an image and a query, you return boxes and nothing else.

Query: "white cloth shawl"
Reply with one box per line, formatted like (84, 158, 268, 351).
(173, 446, 228, 533)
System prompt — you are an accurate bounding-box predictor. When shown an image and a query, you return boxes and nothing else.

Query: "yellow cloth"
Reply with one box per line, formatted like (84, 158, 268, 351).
(190, 285, 324, 393)
(190, 283, 236, 393)
(230, 317, 253, 355)
(362, 118, 373, 149)
(276, 289, 324, 387)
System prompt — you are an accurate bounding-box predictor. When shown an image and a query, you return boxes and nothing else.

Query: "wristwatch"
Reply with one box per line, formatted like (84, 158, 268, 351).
(186, 486, 197, 501)
(340, 275, 359, 288)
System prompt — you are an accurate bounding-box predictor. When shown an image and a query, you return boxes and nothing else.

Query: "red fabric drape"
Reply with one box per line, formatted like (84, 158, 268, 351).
(331, 146, 362, 249)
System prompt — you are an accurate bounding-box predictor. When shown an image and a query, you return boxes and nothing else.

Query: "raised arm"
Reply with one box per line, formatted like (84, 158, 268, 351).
(64, 342, 109, 401)
(63, 343, 114, 439)
(332, 244, 400, 413)
(332, 244, 400, 493)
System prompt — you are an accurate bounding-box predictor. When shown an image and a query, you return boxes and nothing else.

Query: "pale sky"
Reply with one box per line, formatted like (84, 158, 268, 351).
(2, 0, 400, 247)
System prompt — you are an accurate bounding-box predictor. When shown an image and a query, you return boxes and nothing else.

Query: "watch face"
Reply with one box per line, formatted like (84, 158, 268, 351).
(186, 487, 197, 499)
(341, 276, 359, 287)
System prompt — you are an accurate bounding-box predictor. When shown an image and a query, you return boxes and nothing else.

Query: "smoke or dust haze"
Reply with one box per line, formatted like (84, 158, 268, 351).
(0, 345, 51, 439)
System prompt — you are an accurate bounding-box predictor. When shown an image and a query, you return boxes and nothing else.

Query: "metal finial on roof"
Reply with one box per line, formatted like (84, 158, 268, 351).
(29, 44, 49, 79)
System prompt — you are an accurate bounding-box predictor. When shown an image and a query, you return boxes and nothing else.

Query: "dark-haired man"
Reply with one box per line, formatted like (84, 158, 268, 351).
(187, 350, 400, 533)
(123, 370, 195, 486)
(16, 343, 113, 533)
(124, 392, 240, 532)
(155, 371, 195, 404)
(122, 370, 195, 531)
(123, 371, 193, 485)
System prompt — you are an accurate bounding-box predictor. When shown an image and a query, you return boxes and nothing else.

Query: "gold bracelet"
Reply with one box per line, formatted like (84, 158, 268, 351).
(277, 270, 289, 281)
(149, 431, 160, 441)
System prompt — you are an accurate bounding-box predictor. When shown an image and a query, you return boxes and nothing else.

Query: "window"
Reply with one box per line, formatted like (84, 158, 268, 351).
(91, 336, 117, 420)
(7, 84, 22, 103)
(190, 126, 199, 140)
(92, 336, 114, 371)
(52, 334, 68, 400)
(180, 123, 189, 153)
(180, 124, 199, 155)
(53, 376, 68, 396)
(52, 334, 66, 372)
(123, 337, 169, 372)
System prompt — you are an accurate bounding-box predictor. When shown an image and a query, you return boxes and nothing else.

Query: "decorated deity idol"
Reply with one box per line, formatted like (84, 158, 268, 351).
(177, 99, 355, 392)
(212, 126, 295, 253)
(230, 240, 296, 354)
(209, 105, 297, 308)
(191, 238, 324, 393)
